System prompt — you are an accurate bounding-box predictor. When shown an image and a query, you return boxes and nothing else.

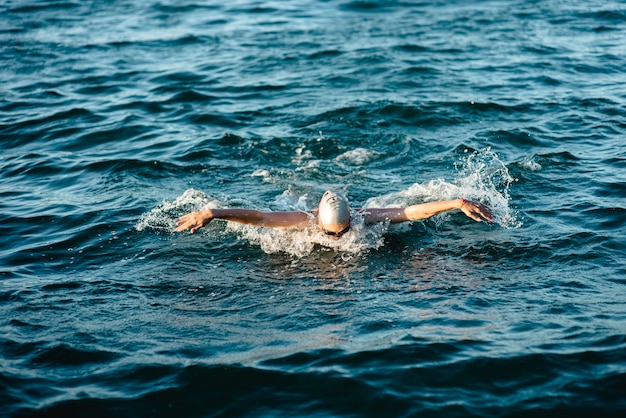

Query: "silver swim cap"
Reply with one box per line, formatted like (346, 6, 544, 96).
(318, 191, 350, 227)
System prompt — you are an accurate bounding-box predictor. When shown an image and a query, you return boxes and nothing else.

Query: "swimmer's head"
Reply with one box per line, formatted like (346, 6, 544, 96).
(318, 191, 351, 239)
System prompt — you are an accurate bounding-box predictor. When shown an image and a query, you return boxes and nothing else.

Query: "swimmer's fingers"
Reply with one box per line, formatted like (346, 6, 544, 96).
(175, 211, 213, 233)
(461, 200, 494, 222)
(473, 202, 494, 222)
(174, 214, 194, 232)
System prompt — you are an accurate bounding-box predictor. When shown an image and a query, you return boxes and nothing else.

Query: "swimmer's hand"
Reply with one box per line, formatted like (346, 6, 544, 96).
(176, 210, 213, 233)
(460, 199, 494, 222)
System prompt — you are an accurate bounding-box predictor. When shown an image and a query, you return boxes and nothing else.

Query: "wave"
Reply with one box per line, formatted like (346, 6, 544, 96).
(9, 343, 626, 417)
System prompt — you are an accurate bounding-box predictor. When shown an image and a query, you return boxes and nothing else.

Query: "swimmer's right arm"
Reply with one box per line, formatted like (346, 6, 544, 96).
(175, 209, 311, 233)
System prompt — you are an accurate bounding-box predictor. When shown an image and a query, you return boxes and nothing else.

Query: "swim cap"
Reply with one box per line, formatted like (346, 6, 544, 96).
(318, 191, 350, 227)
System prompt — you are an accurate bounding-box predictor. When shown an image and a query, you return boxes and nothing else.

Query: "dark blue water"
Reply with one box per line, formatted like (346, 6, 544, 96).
(2, 0, 626, 416)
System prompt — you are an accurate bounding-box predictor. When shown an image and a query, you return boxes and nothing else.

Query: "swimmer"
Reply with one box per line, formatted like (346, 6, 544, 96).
(175, 191, 494, 239)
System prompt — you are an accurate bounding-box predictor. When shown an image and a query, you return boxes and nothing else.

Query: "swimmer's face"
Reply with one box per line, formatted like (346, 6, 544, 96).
(318, 191, 351, 240)
(320, 223, 351, 240)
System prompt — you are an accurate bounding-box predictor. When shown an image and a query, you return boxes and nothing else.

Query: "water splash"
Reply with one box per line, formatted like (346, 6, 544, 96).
(231, 211, 387, 258)
(135, 188, 221, 232)
(518, 156, 543, 172)
(455, 147, 521, 229)
(136, 188, 387, 256)
(224, 192, 387, 257)
(139, 149, 519, 255)
(365, 147, 521, 229)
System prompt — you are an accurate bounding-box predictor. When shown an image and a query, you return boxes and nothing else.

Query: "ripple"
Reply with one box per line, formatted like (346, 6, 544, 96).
(30, 344, 121, 367)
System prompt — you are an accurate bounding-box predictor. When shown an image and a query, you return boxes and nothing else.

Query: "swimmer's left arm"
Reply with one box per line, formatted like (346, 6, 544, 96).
(362, 199, 494, 224)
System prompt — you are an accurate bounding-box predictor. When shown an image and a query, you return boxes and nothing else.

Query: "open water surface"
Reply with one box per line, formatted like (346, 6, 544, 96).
(2, 0, 626, 416)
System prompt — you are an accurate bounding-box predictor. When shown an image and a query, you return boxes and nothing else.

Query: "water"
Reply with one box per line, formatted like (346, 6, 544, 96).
(2, 0, 625, 416)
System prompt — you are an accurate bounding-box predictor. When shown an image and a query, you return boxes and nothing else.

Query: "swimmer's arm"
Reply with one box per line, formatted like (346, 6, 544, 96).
(176, 209, 311, 233)
(361, 199, 493, 224)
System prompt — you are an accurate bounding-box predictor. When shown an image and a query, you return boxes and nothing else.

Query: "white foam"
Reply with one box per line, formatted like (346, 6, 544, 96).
(135, 188, 221, 232)
(250, 169, 272, 180)
(229, 211, 387, 258)
(335, 148, 379, 166)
